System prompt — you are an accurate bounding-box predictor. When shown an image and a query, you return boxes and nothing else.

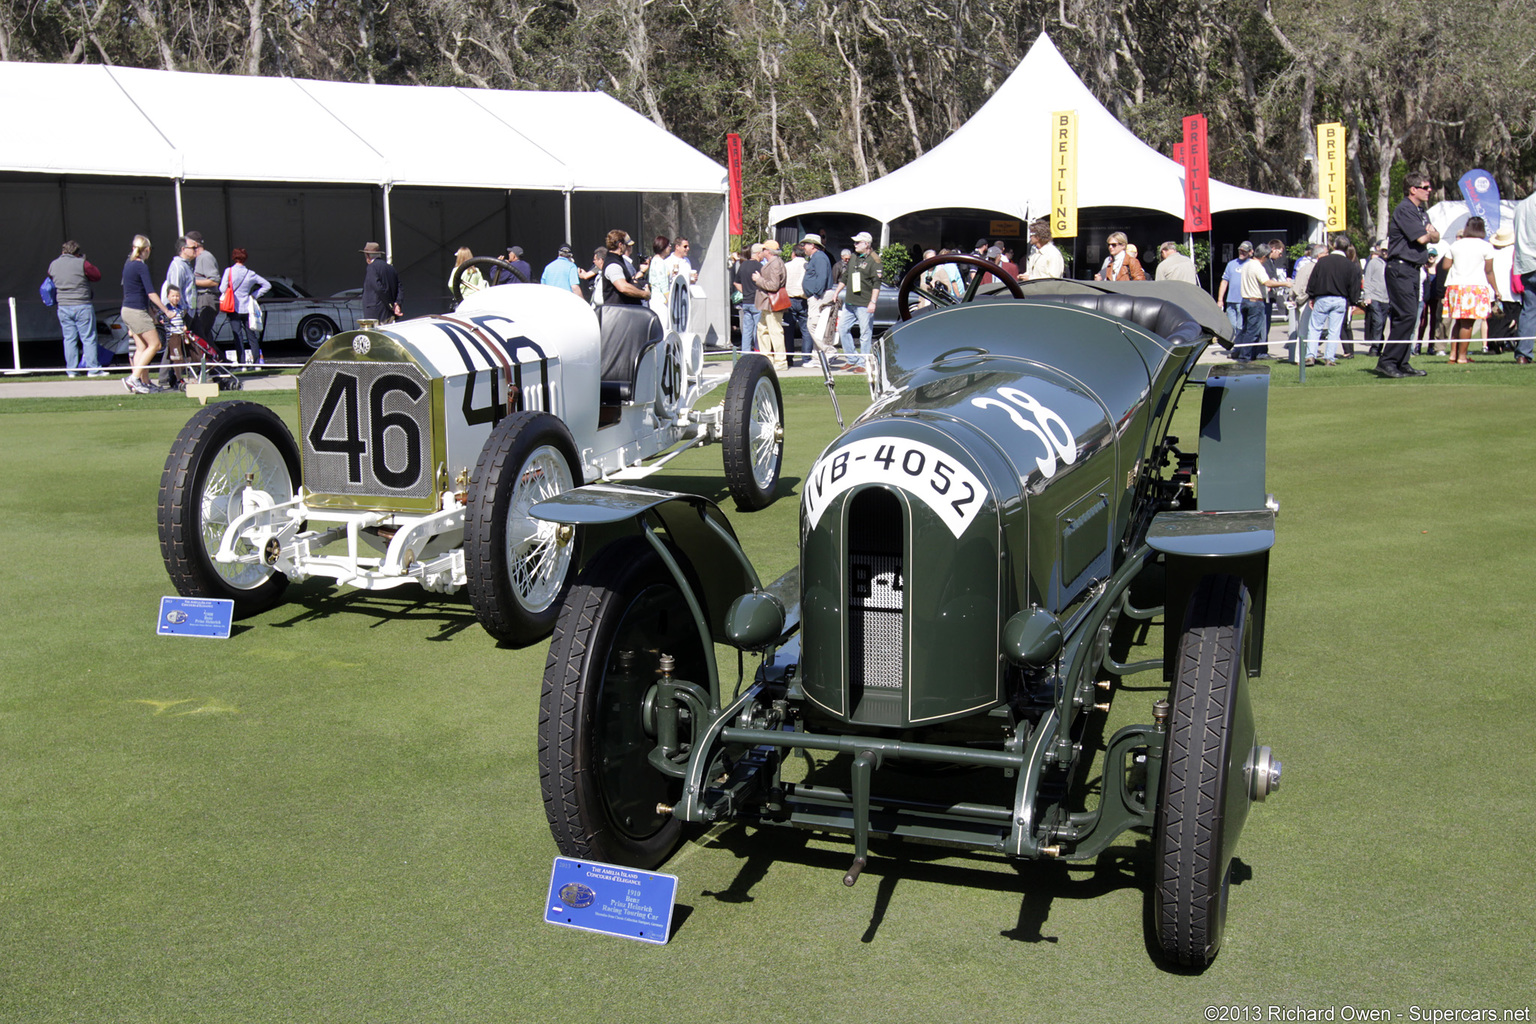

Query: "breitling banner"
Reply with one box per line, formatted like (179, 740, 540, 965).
(726, 133, 744, 237)
(1051, 110, 1077, 238)
(1181, 115, 1210, 233)
(1316, 122, 1346, 231)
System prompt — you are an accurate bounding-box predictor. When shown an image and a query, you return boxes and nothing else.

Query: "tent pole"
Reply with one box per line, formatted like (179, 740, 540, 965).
(382, 183, 394, 262)
(880, 222, 890, 249)
(174, 178, 185, 238)
(564, 189, 573, 246)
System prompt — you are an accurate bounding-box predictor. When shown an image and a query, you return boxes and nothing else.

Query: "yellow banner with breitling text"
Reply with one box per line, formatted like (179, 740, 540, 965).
(1052, 110, 1077, 238)
(1316, 121, 1346, 231)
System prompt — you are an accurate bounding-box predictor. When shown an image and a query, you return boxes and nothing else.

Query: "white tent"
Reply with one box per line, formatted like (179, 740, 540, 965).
(1427, 199, 1517, 240)
(1, 61, 729, 347)
(769, 32, 1321, 237)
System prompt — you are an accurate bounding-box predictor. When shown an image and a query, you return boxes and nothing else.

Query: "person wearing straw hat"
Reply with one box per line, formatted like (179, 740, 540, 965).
(360, 241, 402, 323)
(1487, 224, 1518, 353)
(800, 234, 839, 362)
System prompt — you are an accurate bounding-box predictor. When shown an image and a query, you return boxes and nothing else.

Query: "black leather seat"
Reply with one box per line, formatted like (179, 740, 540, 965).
(1021, 292, 1202, 347)
(596, 304, 664, 404)
(1020, 292, 1202, 347)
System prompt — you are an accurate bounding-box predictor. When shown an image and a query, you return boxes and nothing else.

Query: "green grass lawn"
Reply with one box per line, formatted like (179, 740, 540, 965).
(1, 372, 1533, 1022)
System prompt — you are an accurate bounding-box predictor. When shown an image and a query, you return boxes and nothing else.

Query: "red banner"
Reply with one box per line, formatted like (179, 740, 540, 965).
(726, 133, 743, 237)
(1172, 142, 1185, 166)
(1181, 115, 1210, 233)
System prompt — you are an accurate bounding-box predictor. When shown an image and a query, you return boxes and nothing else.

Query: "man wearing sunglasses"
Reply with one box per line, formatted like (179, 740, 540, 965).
(1378, 173, 1440, 378)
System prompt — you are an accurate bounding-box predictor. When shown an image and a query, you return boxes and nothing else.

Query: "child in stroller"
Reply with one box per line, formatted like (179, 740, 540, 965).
(178, 311, 243, 392)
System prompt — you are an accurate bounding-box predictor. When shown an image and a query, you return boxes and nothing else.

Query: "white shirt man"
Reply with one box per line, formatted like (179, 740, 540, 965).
(1026, 235, 1064, 280)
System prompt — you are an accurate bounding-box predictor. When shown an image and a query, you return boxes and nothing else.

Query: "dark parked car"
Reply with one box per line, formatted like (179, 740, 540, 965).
(532, 259, 1283, 968)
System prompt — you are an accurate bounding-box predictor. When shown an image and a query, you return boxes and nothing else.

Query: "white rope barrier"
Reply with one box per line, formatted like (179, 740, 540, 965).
(3, 360, 308, 377)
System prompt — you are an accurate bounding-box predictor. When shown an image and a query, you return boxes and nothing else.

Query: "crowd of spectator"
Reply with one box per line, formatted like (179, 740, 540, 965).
(41, 180, 1536, 383)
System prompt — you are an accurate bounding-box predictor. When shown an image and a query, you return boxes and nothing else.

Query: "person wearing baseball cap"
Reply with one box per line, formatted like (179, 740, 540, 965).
(500, 245, 531, 284)
(836, 232, 882, 372)
(751, 239, 789, 371)
(1216, 241, 1255, 349)
(539, 244, 582, 296)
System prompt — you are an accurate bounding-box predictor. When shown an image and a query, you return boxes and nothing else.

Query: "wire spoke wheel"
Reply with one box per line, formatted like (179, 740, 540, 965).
(465, 411, 583, 645)
(502, 445, 577, 612)
(199, 432, 293, 589)
(722, 354, 783, 511)
(158, 401, 300, 616)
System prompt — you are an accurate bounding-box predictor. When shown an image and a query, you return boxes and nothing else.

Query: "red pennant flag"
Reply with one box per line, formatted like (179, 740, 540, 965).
(1181, 116, 1210, 233)
(726, 134, 744, 237)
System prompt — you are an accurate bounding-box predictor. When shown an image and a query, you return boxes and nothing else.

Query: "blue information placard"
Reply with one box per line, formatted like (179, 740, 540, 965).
(544, 856, 678, 945)
(157, 596, 235, 639)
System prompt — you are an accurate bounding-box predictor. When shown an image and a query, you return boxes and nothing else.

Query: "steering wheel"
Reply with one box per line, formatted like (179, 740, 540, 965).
(896, 253, 1024, 320)
(451, 257, 519, 304)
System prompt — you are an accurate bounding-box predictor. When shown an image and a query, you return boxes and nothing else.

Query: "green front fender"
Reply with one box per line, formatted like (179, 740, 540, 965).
(531, 483, 762, 645)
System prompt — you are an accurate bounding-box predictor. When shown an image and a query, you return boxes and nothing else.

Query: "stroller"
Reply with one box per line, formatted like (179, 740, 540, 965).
(179, 325, 243, 391)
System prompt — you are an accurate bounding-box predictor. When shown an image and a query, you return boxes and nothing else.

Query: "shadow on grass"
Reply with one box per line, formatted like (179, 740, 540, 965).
(692, 822, 1153, 947)
(667, 904, 695, 940)
(267, 578, 485, 642)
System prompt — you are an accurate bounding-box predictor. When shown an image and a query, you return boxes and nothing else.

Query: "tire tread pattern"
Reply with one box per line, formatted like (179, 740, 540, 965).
(1155, 572, 1246, 968)
(537, 537, 685, 869)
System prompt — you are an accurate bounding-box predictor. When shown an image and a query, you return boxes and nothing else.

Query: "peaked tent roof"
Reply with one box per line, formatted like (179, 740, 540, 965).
(769, 33, 1320, 228)
(0, 61, 726, 193)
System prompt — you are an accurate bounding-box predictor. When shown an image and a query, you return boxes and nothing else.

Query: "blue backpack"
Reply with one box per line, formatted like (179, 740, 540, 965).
(40, 276, 57, 307)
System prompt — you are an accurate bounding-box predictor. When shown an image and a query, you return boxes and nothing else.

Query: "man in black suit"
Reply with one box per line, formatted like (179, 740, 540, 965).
(1378, 173, 1439, 377)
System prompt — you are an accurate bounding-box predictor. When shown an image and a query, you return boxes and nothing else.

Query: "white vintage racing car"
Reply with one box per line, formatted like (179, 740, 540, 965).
(157, 275, 785, 644)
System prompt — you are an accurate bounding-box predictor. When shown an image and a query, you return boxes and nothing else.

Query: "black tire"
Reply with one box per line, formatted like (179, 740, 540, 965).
(464, 411, 583, 645)
(297, 315, 337, 350)
(158, 400, 300, 617)
(721, 354, 783, 511)
(1154, 573, 1251, 968)
(539, 537, 707, 869)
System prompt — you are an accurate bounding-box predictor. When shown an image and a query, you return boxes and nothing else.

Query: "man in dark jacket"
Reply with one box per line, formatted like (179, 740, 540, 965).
(734, 244, 762, 354)
(601, 230, 648, 307)
(360, 241, 402, 323)
(1304, 234, 1363, 366)
(1378, 172, 1439, 377)
(494, 245, 532, 285)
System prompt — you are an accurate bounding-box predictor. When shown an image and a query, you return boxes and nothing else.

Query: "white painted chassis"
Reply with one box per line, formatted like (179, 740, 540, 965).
(212, 289, 745, 596)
